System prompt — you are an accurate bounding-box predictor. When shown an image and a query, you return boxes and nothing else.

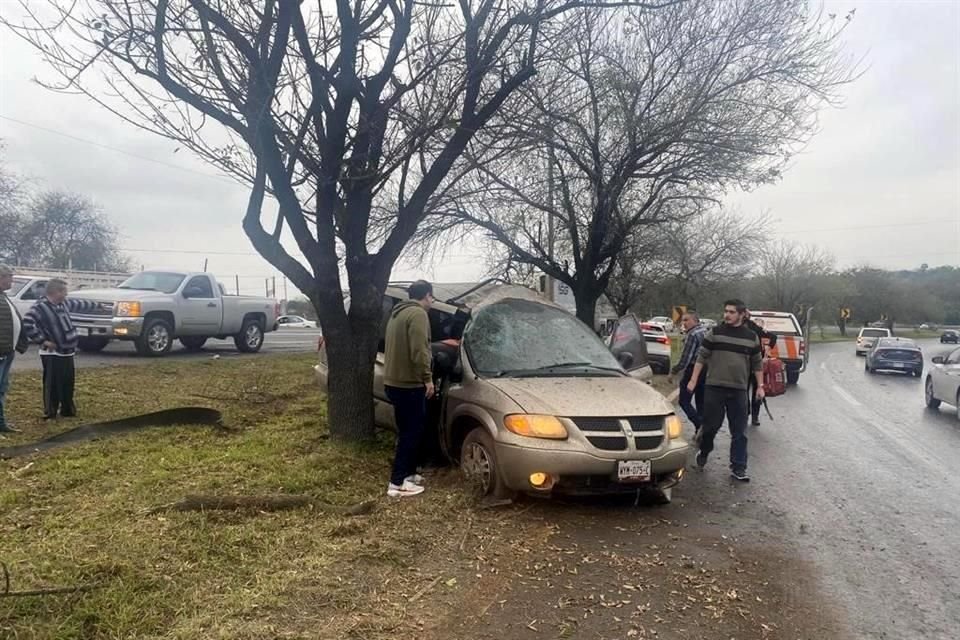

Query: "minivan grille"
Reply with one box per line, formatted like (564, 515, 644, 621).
(573, 418, 622, 432)
(628, 416, 664, 432)
(586, 436, 628, 451)
(635, 435, 664, 450)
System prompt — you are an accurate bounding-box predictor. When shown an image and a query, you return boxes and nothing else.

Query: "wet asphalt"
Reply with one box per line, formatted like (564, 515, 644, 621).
(678, 339, 960, 639)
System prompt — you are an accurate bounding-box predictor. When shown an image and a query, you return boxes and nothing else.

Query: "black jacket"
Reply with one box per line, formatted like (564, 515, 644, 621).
(0, 293, 29, 355)
(745, 318, 777, 351)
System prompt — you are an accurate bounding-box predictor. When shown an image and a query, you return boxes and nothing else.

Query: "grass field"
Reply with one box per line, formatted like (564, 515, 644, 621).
(0, 355, 485, 640)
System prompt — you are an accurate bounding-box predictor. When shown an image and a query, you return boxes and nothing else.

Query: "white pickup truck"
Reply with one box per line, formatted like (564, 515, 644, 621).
(62, 271, 279, 356)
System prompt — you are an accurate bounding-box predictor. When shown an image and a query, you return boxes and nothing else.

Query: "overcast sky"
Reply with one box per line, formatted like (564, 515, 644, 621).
(1, 1, 958, 298)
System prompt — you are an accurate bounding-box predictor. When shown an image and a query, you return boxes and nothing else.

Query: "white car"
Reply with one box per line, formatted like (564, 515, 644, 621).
(856, 327, 891, 356)
(647, 316, 675, 333)
(925, 347, 960, 421)
(640, 322, 672, 374)
(277, 315, 317, 329)
(701, 318, 717, 329)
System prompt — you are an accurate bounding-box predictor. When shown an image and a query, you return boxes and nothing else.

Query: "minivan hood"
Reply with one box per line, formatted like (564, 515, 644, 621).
(488, 376, 673, 417)
(71, 288, 168, 302)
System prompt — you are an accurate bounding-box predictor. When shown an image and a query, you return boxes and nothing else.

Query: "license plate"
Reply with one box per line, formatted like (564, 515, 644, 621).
(617, 460, 651, 482)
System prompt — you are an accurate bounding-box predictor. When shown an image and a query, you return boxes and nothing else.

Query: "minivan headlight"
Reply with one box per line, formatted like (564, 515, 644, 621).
(504, 414, 568, 440)
(666, 414, 683, 439)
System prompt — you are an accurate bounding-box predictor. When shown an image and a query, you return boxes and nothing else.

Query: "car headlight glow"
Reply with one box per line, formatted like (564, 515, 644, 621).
(666, 414, 683, 439)
(504, 414, 568, 440)
(115, 301, 142, 317)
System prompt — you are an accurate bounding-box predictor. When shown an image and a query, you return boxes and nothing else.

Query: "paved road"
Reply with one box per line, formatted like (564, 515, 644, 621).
(680, 338, 960, 639)
(10, 328, 322, 371)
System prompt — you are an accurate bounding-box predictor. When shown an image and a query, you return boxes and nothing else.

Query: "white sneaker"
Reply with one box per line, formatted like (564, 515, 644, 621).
(387, 480, 425, 498)
(405, 474, 425, 485)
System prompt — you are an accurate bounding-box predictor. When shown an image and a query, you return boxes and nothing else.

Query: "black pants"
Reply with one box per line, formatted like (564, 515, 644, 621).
(700, 385, 749, 472)
(41, 355, 76, 418)
(385, 385, 427, 486)
(748, 376, 761, 422)
(678, 366, 706, 430)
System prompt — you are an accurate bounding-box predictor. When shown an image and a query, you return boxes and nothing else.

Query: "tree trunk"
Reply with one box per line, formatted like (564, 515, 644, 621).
(574, 282, 601, 329)
(314, 271, 384, 443)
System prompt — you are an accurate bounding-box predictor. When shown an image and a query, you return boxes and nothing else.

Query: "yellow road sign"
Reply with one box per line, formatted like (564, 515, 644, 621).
(671, 305, 687, 324)
(840, 307, 851, 320)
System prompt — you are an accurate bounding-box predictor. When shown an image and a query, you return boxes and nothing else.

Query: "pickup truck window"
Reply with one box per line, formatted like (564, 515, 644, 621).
(8, 277, 30, 296)
(21, 281, 47, 301)
(118, 272, 185, 294)
(184, 276, 215, 298)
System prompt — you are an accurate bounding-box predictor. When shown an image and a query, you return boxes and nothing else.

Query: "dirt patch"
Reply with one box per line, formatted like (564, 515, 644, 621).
(409, 497, 848, 640)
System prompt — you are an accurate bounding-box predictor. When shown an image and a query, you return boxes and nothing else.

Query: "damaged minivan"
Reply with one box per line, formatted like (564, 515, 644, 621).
(315, 283, 690, 501)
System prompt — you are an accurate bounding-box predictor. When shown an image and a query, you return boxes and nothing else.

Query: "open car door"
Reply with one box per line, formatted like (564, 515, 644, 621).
(608, 315, 654, 381)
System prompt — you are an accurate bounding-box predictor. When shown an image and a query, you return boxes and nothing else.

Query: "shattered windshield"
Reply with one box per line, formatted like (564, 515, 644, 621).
(464, 298, 622, 377)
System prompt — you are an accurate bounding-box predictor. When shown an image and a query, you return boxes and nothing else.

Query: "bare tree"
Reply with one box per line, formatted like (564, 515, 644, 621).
(605, 209, 768, 316)
(754, 240, 834, 312)
(428, 0, 856, 325)
(2, 0, 676, 440)
(21, 190, 129, 272)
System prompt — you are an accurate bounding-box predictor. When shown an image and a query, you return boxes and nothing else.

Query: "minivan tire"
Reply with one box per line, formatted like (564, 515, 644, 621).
(461, 428, 513, 500)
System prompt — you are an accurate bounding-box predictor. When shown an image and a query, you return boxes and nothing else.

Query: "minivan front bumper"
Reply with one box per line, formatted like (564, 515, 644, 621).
(495, 439, 691, 494)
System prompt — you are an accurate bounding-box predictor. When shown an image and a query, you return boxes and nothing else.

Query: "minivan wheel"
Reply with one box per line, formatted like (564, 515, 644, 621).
(925, 378, 941, 409)
(461, 428, 513, 499)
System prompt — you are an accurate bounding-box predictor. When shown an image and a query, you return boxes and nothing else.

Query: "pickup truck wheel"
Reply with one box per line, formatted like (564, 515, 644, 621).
(135, 318, 173, 356)
(180, 336, 208, 352)
(461, 428, 514, 500)
(234, 320, 264, 353)
(77, 337, 110, 353)
(786, 369, 800, 385)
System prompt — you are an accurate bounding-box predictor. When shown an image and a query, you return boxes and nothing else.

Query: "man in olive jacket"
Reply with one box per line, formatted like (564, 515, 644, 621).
(383, 280, 435, 498)
(1, 264, 30, 434)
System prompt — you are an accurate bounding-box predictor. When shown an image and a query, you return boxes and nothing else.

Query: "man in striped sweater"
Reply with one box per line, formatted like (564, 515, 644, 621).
(686, 299, 764, 482)
(1, 264, 30, 433)
(22, 279, 101, 419)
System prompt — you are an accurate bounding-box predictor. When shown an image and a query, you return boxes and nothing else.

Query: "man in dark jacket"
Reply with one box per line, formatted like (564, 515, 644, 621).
(22, 279, 100, 419)
(0, 264, 30, 433)
(744, 311, 777, 427)
(382, 280, 435, 498)
(687, 299, 764, 482)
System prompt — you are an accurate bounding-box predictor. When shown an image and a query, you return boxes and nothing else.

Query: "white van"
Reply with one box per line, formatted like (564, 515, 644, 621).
(856, 326, 891, 356)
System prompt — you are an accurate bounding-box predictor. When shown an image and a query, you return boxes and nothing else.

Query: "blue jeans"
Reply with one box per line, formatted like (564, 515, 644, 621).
(385, 386, 427, 486)
(678, 366, 705, 430)
(0, 352, 14, 429)
(699, 385, 749, 472)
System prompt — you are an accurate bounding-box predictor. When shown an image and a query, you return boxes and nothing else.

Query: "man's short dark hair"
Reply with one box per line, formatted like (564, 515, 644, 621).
(683, 308, 699, 320)
(408, 280, 433, 301)
(46, 278, 68, 295)
(724, 299, 747, 313)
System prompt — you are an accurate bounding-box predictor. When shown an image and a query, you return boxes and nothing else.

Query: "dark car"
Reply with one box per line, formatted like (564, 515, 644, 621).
(941, 330, 959, 344)
(865, 337, 923, 378)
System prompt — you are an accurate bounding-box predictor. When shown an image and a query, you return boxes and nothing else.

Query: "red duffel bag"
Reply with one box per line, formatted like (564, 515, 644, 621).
(763, 357, 787, 397)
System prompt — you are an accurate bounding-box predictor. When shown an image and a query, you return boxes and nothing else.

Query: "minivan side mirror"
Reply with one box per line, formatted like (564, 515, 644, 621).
(932, 356, 945, 365)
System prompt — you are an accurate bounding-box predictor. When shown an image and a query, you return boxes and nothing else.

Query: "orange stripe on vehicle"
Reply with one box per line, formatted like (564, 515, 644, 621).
(787, 337, 799, 359)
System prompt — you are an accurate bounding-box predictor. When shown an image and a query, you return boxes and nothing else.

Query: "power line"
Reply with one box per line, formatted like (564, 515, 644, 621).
(0, 114, 238, 186)
(777, 219, 956, 235)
